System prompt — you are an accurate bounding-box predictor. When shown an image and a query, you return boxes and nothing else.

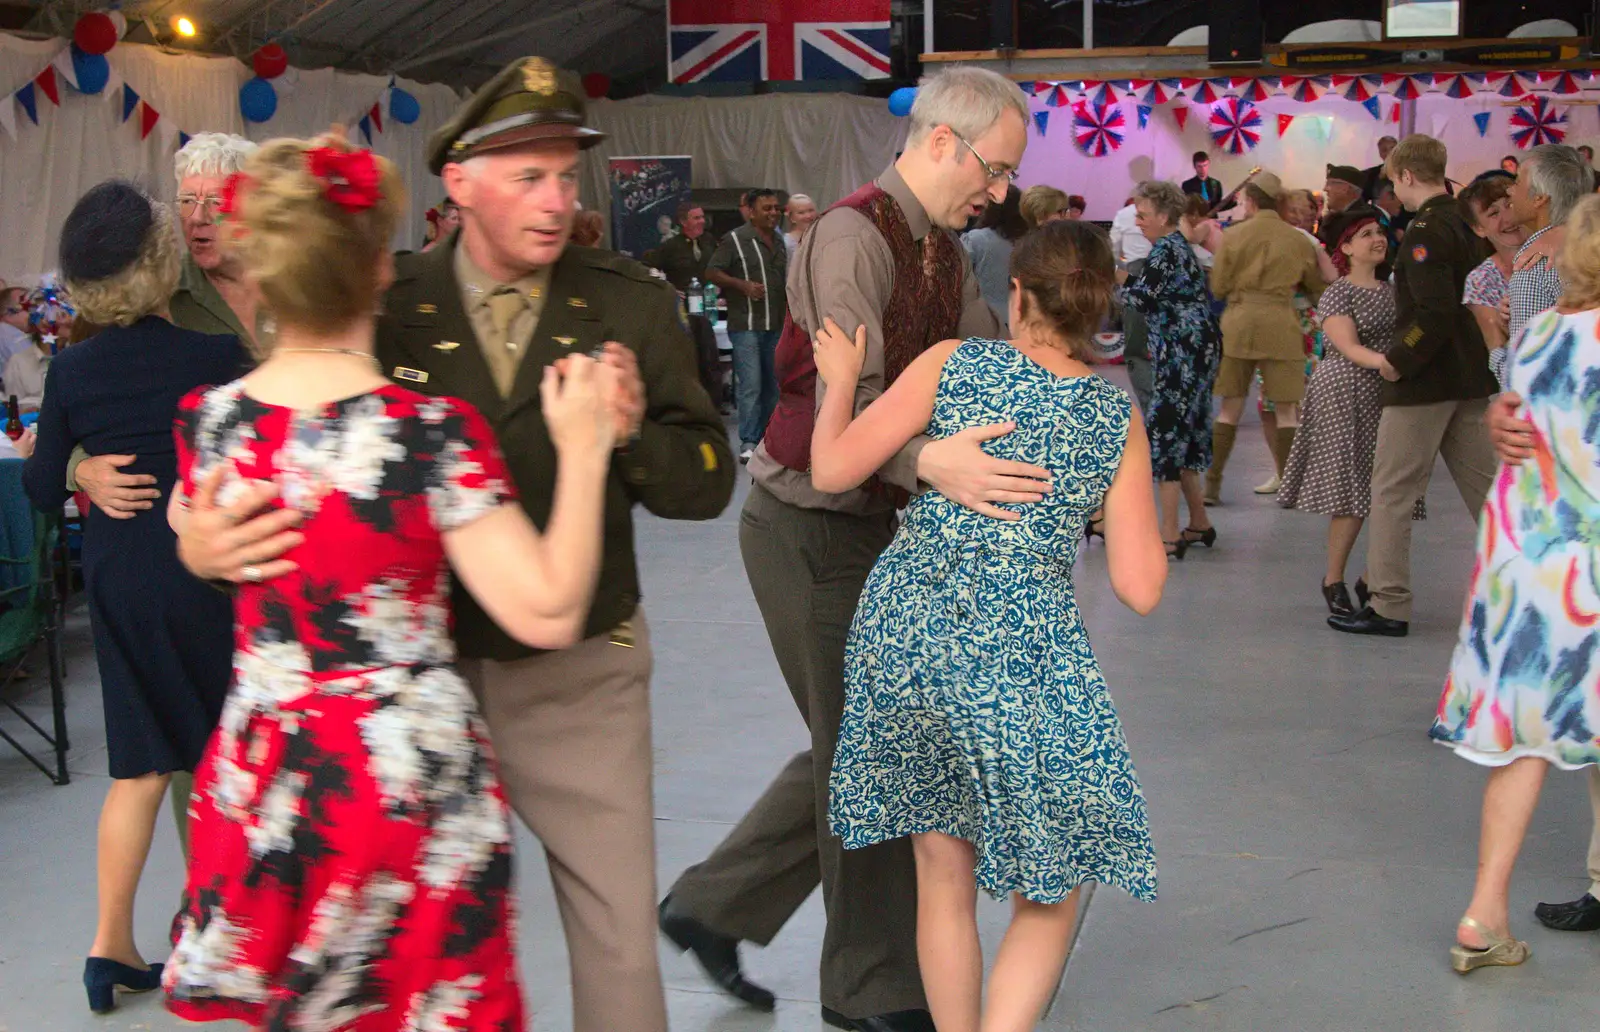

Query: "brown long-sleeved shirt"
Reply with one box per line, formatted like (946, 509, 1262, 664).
(747, 165, 1002, 514)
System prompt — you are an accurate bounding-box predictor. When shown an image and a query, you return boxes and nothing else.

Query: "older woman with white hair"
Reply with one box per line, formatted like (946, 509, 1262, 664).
(1122, 179, 1221, 559)
(16, 181, 248, 1015)
(784, 191, 818, 257)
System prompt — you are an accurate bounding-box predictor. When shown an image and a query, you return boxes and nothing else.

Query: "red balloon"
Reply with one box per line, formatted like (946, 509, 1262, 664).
(73, 12, 118, 55)
(253, 43, 289, 80)
(581, 72, 611, 100)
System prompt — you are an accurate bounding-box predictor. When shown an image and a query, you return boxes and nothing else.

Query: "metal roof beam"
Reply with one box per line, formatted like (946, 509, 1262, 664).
(392, 0, 595, 74)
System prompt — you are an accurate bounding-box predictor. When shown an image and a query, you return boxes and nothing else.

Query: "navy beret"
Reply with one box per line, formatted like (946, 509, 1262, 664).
(59, 180, 156, 284)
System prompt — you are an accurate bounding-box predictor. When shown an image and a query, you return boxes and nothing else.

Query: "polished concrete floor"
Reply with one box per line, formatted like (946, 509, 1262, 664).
(2, 399, 1599, 1032)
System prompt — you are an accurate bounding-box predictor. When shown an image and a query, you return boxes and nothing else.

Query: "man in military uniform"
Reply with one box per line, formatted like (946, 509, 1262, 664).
(645, 201, 723, 401)
(1329, 134, 1496, 637)
(170, 58, 734, 1032)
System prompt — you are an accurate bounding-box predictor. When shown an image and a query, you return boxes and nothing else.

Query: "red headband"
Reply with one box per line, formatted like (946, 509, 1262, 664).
(1329, 216, 1379, 277)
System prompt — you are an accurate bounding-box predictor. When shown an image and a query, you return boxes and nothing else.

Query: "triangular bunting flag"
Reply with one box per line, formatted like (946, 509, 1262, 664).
(51, 49, 78, 91)
(16, 82, 38, 125)
(121, 83, 139, 122)
(1018, 81, 1035, 95)
(1390, 102, 1401, 123)
(1033, 109, 1049, 137)
(1137, 104, 1151, 129)
(1277, 113, 1294, 136)
(36, 66, 59, 106)
(0, 96, 15, 140)
(1474, 111, 1491, 137)
(178, 131, 192, 148)
(358, 114, 372, 145)
(1173, 105, 1190, 131)
(139, 100, 159, 140)
(369, 102, 382, 134)
(1363, 96, 1382, 119)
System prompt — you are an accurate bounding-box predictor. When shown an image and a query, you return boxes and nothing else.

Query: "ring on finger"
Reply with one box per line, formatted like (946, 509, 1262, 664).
(241, 564, 263, 584)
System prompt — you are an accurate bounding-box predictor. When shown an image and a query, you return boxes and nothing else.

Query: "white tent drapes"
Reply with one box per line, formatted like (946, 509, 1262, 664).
(582, 92, 909, 213)
(0, 33, 463, 283)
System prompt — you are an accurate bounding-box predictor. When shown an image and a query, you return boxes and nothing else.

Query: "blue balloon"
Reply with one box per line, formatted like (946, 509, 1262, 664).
(239, 76, 277, 123)
(888, 87, 917, 117)
(70, 44, 110, 95)
(389, 87, 421, 125)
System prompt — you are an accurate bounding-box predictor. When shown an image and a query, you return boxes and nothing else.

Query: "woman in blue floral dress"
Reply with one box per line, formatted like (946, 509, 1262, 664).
(1122, 181, 1221, 559)
(806, 221, 1168, 1032)
(1431, 195, 1600, 975)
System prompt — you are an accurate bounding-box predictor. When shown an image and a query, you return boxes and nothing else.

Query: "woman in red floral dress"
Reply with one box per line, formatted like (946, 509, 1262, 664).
(161, 138, 616, 1030)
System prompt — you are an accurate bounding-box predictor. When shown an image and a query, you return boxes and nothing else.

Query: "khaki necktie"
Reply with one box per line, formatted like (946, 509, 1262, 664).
(487, 287, 526, 352)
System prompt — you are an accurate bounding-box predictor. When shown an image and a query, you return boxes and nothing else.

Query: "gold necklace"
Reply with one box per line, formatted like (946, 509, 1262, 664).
(276, 347, 380, 366)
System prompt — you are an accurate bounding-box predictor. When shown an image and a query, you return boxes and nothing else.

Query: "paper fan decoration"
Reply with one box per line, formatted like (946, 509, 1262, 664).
(1553, 71, 1582, 95)
(1391, 75, 1425, 101)
(1287, 76, 1326, 102)
(1509, 96, 1567, 149)
(1241, 79, 1271, 103)
(1208, 96, 1261, 155)
(1438, 74, 1473, 99)
(1073, 99, 1125, 157)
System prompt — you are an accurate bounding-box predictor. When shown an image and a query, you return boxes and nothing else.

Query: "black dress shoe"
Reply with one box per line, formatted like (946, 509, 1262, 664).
(1327, 606, 1408, 637)
(1535, 893, 1600, 931)
(822, 1006, 936, 1032)
(658, 895, 775, 1011)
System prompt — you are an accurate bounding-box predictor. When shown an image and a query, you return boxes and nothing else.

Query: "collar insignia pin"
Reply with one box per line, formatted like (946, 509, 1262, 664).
(433, 340, 461, 351)
(416, 303, 438, 315)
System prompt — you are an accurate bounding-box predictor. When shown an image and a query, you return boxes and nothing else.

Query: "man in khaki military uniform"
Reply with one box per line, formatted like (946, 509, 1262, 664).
(173, 58, 735, 1032)
(1207, 171, 1325, 503)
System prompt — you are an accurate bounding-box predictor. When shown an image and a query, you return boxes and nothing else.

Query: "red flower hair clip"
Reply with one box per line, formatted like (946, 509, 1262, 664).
(306, 146, 382, 213)
(216, 172, 251, 220)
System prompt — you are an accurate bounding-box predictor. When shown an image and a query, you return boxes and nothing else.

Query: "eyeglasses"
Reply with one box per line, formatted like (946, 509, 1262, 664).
(176, 195, 225, 218)
(951, 130, 1019, 183)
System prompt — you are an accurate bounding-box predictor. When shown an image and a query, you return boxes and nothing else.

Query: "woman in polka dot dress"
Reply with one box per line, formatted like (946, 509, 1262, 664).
(1279, 207, 1423, 618)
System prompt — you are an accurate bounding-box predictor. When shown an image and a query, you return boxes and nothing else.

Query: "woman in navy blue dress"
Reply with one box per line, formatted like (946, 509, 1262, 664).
(19, 181, 247, 1015)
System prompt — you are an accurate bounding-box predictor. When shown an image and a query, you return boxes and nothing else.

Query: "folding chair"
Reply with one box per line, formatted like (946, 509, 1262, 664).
(0, 497, 68, 786)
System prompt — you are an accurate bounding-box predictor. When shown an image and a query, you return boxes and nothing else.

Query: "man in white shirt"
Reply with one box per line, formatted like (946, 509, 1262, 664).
(0, 287, 32, 389)
(1110, 199, 1152, 265)
(5, 332, 49, 411)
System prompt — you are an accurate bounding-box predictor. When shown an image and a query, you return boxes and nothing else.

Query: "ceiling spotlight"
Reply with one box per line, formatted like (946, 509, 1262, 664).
(173, 16, 197, 38)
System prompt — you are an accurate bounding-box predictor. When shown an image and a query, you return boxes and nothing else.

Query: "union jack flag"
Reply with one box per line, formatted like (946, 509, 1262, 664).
(668, 0, 891, 83)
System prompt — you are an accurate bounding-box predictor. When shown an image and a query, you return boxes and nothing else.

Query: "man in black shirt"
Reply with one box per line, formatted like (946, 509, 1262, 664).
(1182, 150, 1223, 209)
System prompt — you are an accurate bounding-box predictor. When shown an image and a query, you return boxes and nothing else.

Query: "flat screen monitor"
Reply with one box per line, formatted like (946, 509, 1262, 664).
(1385, 0, 1462, 39)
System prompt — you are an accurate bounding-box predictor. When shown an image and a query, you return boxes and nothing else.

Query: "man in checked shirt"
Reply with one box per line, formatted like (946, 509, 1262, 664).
(1499, 144, 1588, 384)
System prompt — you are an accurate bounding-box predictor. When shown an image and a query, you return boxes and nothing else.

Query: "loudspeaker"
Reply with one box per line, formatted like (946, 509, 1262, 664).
(1589, 0, 1600, 58)
(1208, 0, 1262, 65)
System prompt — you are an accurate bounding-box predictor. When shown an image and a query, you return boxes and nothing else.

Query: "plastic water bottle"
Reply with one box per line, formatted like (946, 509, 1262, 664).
(687, 277, 704, 316)
(703, 281, 720, 324)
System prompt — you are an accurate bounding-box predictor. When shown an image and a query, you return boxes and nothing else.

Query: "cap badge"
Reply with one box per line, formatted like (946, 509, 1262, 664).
(433, 340, 461, 351)
(523, 58, 559, 96)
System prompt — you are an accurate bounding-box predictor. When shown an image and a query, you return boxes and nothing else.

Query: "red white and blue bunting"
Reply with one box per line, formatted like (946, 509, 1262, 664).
(1024, 69, 1600, 107)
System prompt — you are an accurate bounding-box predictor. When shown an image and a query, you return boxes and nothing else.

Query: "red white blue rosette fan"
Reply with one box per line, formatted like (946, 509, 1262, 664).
(1073, 100, 1125, 157)
(1209, 96, 1261, 155)
(1509, 96, 1567, 150)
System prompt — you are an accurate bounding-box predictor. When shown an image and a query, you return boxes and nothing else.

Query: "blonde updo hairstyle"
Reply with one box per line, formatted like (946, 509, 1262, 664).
(228, 137, 406, 334)
(1008, 219, 1116, 360)
(1557, 193, 1600, 310)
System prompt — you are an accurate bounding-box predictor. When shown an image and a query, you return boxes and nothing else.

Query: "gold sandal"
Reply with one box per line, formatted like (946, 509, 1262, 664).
(1449, 916, 1530, 974)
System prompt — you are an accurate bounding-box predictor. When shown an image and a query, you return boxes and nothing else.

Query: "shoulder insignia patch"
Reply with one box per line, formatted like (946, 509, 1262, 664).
(1411, 245, 1428, 263)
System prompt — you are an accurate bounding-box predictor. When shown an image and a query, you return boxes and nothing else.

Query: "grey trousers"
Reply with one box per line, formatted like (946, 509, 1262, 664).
(1588, 768, 1600, 898)
(668, 484, 924, 1018)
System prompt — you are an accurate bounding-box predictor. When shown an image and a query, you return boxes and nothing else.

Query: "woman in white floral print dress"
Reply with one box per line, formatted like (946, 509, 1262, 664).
(161, 138, 616, 1031)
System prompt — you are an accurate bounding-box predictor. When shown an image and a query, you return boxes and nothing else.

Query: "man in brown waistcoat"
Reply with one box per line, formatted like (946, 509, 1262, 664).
(659, 68, 1048, 1032)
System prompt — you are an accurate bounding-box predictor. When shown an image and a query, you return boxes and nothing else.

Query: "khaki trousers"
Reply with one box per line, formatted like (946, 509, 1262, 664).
(1365, 399, 1496, 622)
(1588, 767, 1600, 898)
(668, 484, 924, 1019)
(464, 611, 667, 1032)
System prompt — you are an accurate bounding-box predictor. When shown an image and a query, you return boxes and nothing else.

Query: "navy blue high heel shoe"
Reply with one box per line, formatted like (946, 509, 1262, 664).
(83, 957, 162, 1014)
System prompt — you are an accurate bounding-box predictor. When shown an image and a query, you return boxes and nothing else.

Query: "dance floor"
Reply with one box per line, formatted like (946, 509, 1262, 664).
(3, 385, 1598, 1031)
